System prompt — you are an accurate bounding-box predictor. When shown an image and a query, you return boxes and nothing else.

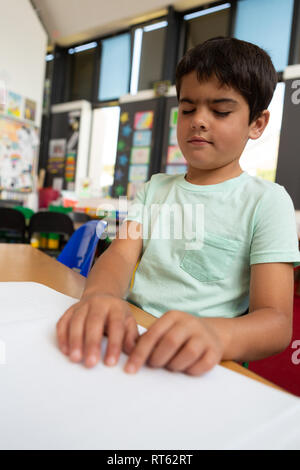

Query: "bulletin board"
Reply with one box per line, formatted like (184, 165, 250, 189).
(0, 114, 39, 192)
(112, 98, 162, 199)
(46, 110, 80, 191)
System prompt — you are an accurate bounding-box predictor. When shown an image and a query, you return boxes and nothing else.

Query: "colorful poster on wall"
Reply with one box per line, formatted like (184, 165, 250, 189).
(128, 164, 148, 182)
(167, 146, 186, 164)
(0, 115, 38, 192)
(7, 91, 22, 118)
(169, 127, 178, 146)
(134, 111, 154, 130)
(133, 130, 152, 147)
(170, 107, 178, 128)
(24, 98, 36, 122)
(130, 147, 150, 164)
(64, 151, 76, 182)
(47, 139, 66, 175)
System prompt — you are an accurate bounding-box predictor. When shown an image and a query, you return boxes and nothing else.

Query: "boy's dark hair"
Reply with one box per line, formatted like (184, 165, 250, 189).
(175, 37, 278, 123)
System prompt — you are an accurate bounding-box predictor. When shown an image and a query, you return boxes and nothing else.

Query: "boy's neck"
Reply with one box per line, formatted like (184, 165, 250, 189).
(185, 163, 243, 186)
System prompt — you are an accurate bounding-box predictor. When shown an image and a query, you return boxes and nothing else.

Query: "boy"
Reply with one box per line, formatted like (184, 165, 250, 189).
(57, 37, 300, 376)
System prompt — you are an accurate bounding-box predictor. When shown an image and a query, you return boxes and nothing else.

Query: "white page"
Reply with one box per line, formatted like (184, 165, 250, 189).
(0, 282, 299, 450)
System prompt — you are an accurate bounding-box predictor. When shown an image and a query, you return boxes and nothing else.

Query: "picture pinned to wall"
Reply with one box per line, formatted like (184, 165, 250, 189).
(134, 111, 154, 130)
(130, 147, 150, 164)
(115, 184, 126, 196)
(117, 139, 126, 152)
(127, 182, 144, 199)
(7, 91, 22, 118)
(120, 111, 129, 124)
(169, 107, 178, 128)
(167, 146, 186, 164)
(133, 130, 152, 147)
(24, 99, 36, 122)
(114, 168, 124, 181)
(119, 154, 128, 166)
(121, 124, 132, 138)
(169, 127, 178, 146)
(47, 139, 66, 175)
(128, 164, 149, 182)
(0, 115, 39, 192)
(166, 165, 187, 175)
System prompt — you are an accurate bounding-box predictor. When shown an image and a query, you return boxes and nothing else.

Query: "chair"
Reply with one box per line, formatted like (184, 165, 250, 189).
(14, 206, 34, 226)
(28, 211, 75, 255)
(57, 220, 108, 277)
(68, 211, 92, 224)
(0, 208, 26, 243)
(248, 294, 300, 397)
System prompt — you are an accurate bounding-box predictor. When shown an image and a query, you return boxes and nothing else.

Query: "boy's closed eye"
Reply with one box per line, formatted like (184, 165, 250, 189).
(181, 109, 231, 117)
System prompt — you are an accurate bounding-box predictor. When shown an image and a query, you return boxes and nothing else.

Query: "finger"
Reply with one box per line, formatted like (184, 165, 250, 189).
(68, 305, 89, 362)
(124, 313, 176, 373)
(104, 314, 126, 366)
(123, 315, 139, 355)
(184, 349, 221, 376)
(56, 305, 77, 355)
(165, 337, 205, 372)
(83, 311, 106, 368)
(147, 324, 189, 368)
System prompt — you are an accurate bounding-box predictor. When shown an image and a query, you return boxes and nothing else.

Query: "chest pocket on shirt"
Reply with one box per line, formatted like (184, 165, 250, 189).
(180, 233, 241, 282)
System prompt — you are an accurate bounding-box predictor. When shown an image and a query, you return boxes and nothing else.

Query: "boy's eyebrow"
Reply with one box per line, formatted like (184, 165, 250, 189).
(179, 97, 239, 105)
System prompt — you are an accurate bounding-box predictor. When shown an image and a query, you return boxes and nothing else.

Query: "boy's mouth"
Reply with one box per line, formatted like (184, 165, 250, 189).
(187, 136, 212, 145)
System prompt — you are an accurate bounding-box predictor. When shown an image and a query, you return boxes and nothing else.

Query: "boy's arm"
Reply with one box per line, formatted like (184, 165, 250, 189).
(206, 262, 294, 362)
(82, 220, 143, 299)
(124, 262, 294, 375)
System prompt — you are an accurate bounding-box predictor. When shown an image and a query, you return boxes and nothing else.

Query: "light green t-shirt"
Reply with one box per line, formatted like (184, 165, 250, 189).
(125, 172, 300, 319)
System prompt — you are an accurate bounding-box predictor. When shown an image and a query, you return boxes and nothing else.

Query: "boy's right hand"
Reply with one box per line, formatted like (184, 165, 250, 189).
(56, 294, 139, 368)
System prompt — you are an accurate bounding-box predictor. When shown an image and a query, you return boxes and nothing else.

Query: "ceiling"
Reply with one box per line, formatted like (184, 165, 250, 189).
(30, 0, 216, 47)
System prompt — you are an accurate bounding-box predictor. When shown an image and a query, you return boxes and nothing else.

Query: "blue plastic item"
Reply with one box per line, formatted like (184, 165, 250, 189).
(57, 220, 107, 277)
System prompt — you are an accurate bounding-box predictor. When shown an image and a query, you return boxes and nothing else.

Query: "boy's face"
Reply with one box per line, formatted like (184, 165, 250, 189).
(177, 72, 269, 179)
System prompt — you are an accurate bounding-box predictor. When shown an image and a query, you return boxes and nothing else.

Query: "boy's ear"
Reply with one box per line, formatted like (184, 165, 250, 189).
(248, 110, 270, 140)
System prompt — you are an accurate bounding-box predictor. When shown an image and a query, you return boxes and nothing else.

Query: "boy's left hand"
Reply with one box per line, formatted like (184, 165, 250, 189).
(124, 310, 225, 376)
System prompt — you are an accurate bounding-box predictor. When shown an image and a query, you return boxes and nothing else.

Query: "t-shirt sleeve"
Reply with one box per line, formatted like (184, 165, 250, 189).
(250, 186, 300, 268)
(123, 181, 150, 225)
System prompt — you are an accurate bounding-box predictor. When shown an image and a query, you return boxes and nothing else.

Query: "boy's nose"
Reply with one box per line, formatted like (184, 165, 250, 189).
(191, 112, 208, 130)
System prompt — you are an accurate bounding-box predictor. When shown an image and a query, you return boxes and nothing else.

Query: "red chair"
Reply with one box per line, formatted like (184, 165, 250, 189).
(248, 279, 300, 397)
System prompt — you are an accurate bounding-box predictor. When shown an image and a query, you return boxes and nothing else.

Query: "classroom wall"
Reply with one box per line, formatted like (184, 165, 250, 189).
(0, 0, 47, 128)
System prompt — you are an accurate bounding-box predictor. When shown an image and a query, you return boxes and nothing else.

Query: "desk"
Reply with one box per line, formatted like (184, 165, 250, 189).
(0, 244, 281, 391)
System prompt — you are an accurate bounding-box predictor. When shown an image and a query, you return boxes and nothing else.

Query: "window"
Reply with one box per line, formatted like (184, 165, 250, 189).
(240, 82, 285, 181)
(294, 3, 300, 64)
(184, 3, 231, 51)
(98, 33, 131, 101)
(234, 0, 294, 72)
(131, 21, 167, 94)
(70, 49, 97, 102)
(67, 42, 98, 101)
(88, 106, 120, 191)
